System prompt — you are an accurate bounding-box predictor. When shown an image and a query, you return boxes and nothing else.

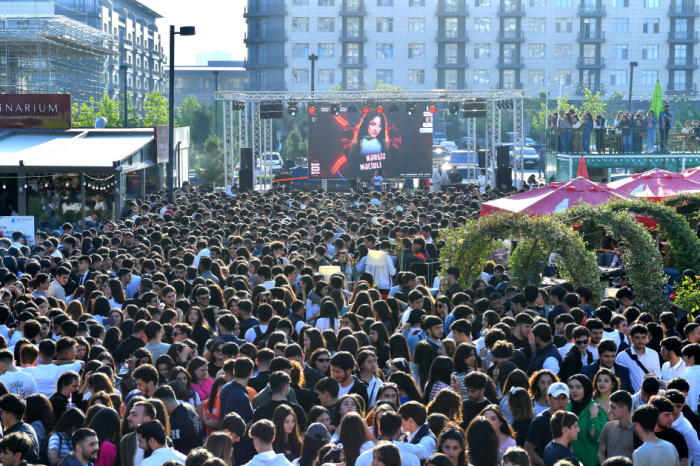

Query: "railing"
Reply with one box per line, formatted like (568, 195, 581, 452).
(436, 81, 468, 89)
(244, 31, 288, 41)
(339, 55, 366, 65)
(498, 4, 525, 14)
(669, 4, 700, 14)
(578, 30, 605, 40)
(340, 30, 367, 40)
(339, 3, 367, 13)
(244, 56, 288, 67)
(436, 30, 469, 40)
(667, 83, 697, 93)
(498, 30, 525, 40)
(668, 56, 698, 66)
(498, 56, 524, 66)
(437, 1, 468, 14)
(577, 56, 605, 66)
(243, 4, 287, 15)
(497, 81, 524, 89)
(668, 30, 699, 40)
(578, 4, 605, 14)
(436, 56, 469, 66)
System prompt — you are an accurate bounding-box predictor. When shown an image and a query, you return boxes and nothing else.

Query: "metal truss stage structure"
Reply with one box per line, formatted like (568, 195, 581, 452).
(217, 89, 531, 191)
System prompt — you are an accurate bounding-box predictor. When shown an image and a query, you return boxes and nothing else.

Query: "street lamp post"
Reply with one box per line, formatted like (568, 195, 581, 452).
(308, 53, 318, 92)
(213, 70, 219, 139)
(168, 25, 196, 204)
(120, 64, 128, 127)
(628, 61, 638, 113)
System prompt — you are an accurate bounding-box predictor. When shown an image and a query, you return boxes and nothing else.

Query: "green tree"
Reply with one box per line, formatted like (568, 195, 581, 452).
(605, 91, 626, 121)
(176, 95, 201, 128)
(121, 93, 141, 127)
(143, 91, 169, 127)
(190, 101, 214, 149)
(73, 97, 97, 128)
(281, 125, 307, 163)
(532, 93, 576, 138)
(579, 88, 607, 119)
(96, 94, 122, 127)
(197, 135, 224, 185)
(669, 96, 696, 130)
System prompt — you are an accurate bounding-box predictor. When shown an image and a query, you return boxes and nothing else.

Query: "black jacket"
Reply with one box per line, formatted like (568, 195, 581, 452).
(560, 346, 594, 383)
(346, 377, 370, 409)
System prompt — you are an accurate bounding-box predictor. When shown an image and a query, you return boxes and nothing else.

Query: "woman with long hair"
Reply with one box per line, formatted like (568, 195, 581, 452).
(435, 296, 452, 324)
(50, 371, 81, 423)
(88, 406, 120, 466)
(427, 390, 462, 426)
(375, 384, 400, 407)
(371, 442, 401, 466)
(437, 425, 468, 466)
(388, 334, 411, 362)
(307, 407, 331, 431)
(188, 356, 214, 400)
(372, 301, 395, 334)
(169, 367, 203, 412)
(107, 279, 125, 309)
(205, 339, 225, 378)
(25, 393, 55, 460)
(423, 356, 455, 404)
(186, 307, 211, 354)
(337, 412, 374, 466)
(567, 374, 607, 466)
(466, 417, 502, 466)
(412, 341, 435, 391)
(528, 370, 558, 416)
(272, 404, 302, 462)
(593, 368, 620, 421)
(315, 300, 340, 332)
(65, 301, 83, 321)
(330, 394, 361, 428)
(507, 387, 535, 447)
(349, 109, 389, 176)
(341, 313, 362, 332)
(499, 369, 530, 423)
(305, 281, 329, 323)
(203, 376, 227, 435)
(313, 444, 345, 466)
(388, 372, 422, 405)
(480, 405, 516, 452)
(452, 343, 478, 401)
(302, 328, 326, 361)
(357, 350, 382, 408)
(205, 432, 233, 466)
(48, 408, 85, 466)
(502, 447, 531, 466)
(309, 348, 331, 376)
(298, 422, 330, 466)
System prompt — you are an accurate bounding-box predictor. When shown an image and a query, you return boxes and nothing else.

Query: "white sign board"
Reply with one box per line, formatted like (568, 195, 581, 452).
(0, 217, 35, 246)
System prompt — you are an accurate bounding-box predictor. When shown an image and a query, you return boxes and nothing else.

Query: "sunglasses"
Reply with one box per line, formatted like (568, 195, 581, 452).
(316, 358, 330, 363)
(575, 339, 589, 346)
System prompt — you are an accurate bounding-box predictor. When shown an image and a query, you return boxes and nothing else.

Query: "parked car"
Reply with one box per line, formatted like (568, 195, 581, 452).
(286, 166, 352, 192)
(439, 141, 459, 152)
(433, 146, 449, 165)
(458, 137, 481, 151)
(433, 132, 447, 145)
(509, 147, 540, 170)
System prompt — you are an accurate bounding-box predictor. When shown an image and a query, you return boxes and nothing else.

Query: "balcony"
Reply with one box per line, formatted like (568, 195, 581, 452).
(436, 56, 469, 67)
(436, 81, 468, 89)
(497, 30, 525, 42)
(497, 4, 525, 16)
(243, 3, 287, 17)
(668, 4, 700, 16)
(576, 56, 605, 68)
(575, 83, 605, 95)
(244, 56, 289, 68)
(120, 38, 132, 47)
(667, 83, 697, 95)
(497, 82, 524, 89)
(497, 56, 524, 68)
(667, 56, 699, 69)
(339, 56, 367, 67)
(340, 30, 367, 41)
(436, 30, 469, 42)
(248, 81, 287, 91)
(577, 30, 606, 43)
(339, 3, 367, 15)
(577, 5, 606, 16)
(668, 30, 699, 42)
(243, 31, 288, 43)
(436, 1, 469, 16)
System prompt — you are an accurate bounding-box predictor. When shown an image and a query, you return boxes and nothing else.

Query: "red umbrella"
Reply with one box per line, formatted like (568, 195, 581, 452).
(683, 166, 700, 182)
(607, 168, 700, 201)
(576, 156, 589, 180)
(481, 177, 632, 216)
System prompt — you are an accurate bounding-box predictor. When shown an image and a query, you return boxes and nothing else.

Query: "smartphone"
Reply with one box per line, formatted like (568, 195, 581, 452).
(103, 318, 116, 326)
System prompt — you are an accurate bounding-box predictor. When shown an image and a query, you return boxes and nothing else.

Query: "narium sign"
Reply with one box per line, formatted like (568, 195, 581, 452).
(0, 94, 71, 129)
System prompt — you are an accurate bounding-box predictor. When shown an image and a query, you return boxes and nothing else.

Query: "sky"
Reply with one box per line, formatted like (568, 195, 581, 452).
(146, 0, 247, 65)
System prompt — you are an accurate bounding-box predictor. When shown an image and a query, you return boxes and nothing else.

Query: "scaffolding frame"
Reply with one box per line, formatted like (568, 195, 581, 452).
(0, 15, 117, 108)
(218, 89, 530, 189)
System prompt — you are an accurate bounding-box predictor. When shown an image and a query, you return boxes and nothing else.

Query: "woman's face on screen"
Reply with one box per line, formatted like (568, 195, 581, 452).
(368, 116, 382, 138)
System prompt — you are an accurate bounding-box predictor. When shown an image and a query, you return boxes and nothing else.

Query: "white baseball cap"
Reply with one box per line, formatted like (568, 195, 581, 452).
(548, 382, 570, 398)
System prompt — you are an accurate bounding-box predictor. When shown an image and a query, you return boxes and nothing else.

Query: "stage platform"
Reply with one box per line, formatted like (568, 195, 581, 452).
(547, 153, 700, 182)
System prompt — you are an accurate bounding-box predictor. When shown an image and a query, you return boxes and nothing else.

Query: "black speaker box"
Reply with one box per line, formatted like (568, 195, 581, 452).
(462, 110, 487, 118)
(496, 145, 510, 169)
(260, 101, 284, 119)
(477, 149, 486, 168)
(239, 148, 254, 191)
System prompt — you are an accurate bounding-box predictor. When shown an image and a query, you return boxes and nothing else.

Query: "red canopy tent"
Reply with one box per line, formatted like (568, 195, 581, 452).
(576, 156, 589, 180)
(481, 177, 633, 216)
(683, 166, 700, 182)
(607, 168, 700, 201)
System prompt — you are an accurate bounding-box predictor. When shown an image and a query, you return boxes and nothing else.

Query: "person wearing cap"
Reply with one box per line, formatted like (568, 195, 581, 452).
(524, 381, 570, 466)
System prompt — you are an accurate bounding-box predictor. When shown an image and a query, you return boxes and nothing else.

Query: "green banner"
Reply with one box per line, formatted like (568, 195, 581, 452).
(554, 155, 700, 181)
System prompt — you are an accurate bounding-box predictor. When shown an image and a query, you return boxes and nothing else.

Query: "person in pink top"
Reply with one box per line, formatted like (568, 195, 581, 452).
(87, 406, 120, 466)
(188, 357, 214, 400)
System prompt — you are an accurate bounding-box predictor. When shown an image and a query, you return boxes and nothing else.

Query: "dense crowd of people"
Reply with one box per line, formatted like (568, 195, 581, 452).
(0, 183, 696, 466)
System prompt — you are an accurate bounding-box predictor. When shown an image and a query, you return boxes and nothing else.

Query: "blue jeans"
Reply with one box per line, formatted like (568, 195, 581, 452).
(646, 128, 657, 152)
(561, 130, 571, 153)
(582, 129, 592, 153)
(623, 133, 633, 153)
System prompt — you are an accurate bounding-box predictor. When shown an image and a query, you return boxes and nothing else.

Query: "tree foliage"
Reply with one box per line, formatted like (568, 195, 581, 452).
(96, 94, 122, 127)
(143, 91, 169, 127)
(281, 125, 307, 163)
(197, 135, 224, 185)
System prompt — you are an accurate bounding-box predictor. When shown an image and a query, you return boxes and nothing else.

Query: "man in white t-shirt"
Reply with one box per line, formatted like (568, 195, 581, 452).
(21, 338, 82, 397)
(0, 349, 38, 398)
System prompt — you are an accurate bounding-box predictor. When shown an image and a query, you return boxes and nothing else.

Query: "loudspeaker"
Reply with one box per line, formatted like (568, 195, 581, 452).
(496, 145, 512, 188)
(260, 101, 284, 119)
(462, 110, 487, 118)
(239, 148, 254, 191)
(477, 149, 487, 168)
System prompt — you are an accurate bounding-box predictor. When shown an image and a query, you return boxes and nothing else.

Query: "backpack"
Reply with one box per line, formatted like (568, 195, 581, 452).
(252, 326, 266, 347)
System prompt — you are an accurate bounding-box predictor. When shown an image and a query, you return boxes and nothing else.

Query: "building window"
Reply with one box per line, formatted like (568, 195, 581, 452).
(611, 44, 628, 59)
(529, 44, 545, 59)
(292, 43, 309, 58)
(555, 44, 571, 59)
(673, 72, 686, 90)
(318, 69, 334, 83)
(377, 43, 394, 58)
(377, 69, 393, 83)
(502, 70, 516, 88)
(555, 18, 572, 33)
(475, 0, 491, 6)
(554, 70, 571, 84)
(610, 70, 627, 85)
(644, 0, 659, 6)
(292, 69, 309, 84)
(292, 17, 309, 32)
(612, 0, 628, 6)
(529, 70, 545, 84)
(642, 44, 659, 60)
(474, 44, 491, 59)
(318, 17, 334, 32)
(474, 18, 491, 33)
(409, 0, 425, 5)
(555, 0, 572, 6)
(474, 69, 490, 84)
(642, 70, 658, 85)
(293, 0, 308, 5)
(318, 0, 334, 5)
(377, 18, 393, 32)
(174, 78, 199, 93)
(378, 0, 393, 5)
(611, 19, 628, 33)
(444, 70, 458, 89)
(643, 18, 659, 33)
(445, 18, 459, 37)
(346, 69, 360, 89)
(136, 79, 141, 88)
(408, 43, 425, 58)
(529, 18, 545, 33)
(445, 43, 458, 63)
(408, 18, 425, 33)
(319, 43, 334, 58)
(408, 69, 425, 84)
(530, 0, 545, 5)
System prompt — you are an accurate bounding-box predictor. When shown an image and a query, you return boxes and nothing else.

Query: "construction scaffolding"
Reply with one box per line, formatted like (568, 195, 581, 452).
(0, 15, 117, 107)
